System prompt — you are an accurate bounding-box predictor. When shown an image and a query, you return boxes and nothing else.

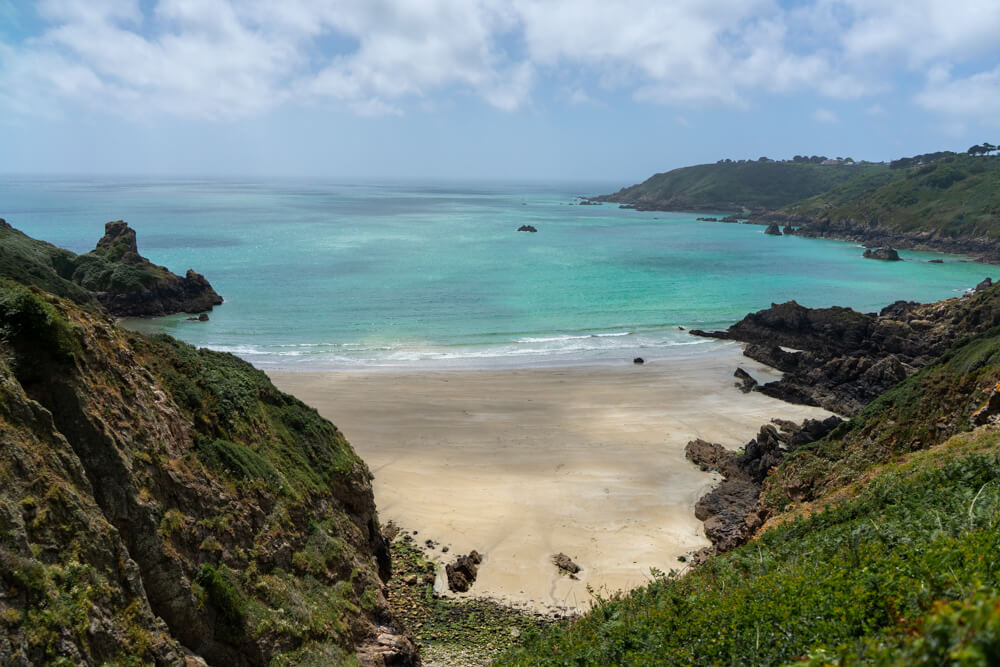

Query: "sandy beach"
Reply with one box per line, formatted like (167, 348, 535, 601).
(268, 343, 830, 614)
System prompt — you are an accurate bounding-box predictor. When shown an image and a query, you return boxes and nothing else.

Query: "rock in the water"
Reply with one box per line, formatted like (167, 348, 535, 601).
(552, 553, 581, 576)
(446, 551, 483, 592)
(733, 367, 758, 393)
(928, 259, 944, 263)
(764, 223, 782, 236)
(517, 225, 538, 233)
(782, 225, 796, 234)
(633, 357, 645, 365)
(863, 247, 901, 261)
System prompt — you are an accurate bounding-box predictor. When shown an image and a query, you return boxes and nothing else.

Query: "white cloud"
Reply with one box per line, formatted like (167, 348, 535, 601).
(812, 108, 839, 124)
(915, 65, 1000, 124)
(1, 0, 999, 120)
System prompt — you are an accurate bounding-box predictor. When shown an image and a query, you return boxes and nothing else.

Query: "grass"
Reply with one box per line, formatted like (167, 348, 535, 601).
(764, 326, 1000, 511)
(600, 161, 887, 211)
(786, 154, 1000, 239)
(130, 333, 360, 498)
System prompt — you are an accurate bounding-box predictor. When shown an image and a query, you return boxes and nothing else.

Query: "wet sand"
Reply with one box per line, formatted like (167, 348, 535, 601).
(268, 344, 830, 613)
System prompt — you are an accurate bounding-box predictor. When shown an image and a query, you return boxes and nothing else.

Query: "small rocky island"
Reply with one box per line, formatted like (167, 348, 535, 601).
(517, 224, 538, 232)
(863, 246, 901, 261)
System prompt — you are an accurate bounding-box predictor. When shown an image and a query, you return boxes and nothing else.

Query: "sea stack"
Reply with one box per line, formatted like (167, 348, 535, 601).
(863, 247, 901, 261)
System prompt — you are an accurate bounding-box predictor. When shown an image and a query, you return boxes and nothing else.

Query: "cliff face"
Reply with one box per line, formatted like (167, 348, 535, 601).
(0, 279, 415, 665)
(0, 219, 223, 317)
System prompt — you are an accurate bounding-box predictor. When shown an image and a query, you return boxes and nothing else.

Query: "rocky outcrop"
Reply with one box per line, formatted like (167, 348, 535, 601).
(751, 211, 1000, 264)
(686, 416, 842, 552)
(0, 219, 223, 318)
(863, 247, 901, 261)
(764, 223, 782, 236)
(446, 551, 483, 592)
(733, 367, 758, 393)
(73, 221, 224, 317)
(0, 279, 415, 666)
(517, 225, 538, 233)
(690, 283, 1000, 415)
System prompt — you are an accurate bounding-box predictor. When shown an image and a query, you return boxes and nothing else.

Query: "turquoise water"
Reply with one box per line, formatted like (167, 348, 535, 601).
(1, 176, 993, 369)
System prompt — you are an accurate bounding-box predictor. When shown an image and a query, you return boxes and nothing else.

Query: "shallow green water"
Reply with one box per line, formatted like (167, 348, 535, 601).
(1, 177, 992, 369)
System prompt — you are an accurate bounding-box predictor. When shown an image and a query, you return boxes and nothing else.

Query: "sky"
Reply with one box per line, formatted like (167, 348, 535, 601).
(1, 0, 999, 184)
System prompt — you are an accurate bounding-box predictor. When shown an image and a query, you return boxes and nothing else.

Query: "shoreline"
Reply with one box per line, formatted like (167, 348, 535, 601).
(268, 344, 830, 613)
(593, 197, 1000, 265)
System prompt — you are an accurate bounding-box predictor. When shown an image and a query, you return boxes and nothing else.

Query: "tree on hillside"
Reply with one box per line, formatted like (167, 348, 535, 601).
(968, 144, 986, 156)
(983, 142, 997, 155)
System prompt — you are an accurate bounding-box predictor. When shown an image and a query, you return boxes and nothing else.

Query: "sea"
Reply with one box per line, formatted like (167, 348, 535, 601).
(1, 176, 993, 370)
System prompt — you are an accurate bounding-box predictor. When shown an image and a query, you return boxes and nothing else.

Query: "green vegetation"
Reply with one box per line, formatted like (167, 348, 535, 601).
(0, 223, 94, 305)
(0, 278, 82, 371)
(787, 153, 1000, 239)
(70, 251, 173, 294)
(130, 333, 359, 497)
(501, 433, 1000, 665)
(194, 563, 248, 643)
(599, 161, 887, 211)
(766, 325, 1000, 510)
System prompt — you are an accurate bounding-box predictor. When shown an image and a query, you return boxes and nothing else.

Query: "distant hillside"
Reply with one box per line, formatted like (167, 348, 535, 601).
(769, 153, 1000, 255)
(595, 160, 887, 211)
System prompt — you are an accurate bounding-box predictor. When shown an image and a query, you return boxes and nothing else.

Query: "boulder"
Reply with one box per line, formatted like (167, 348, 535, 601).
(863, 247, 901, 261)
(552, 553, 581, 576)
(517, 225, 538, 233)
(445, 551, 483, 592)
(764, 223, 782, 236)
(733, 367, 758, 393)
(633, 357, 645, 365)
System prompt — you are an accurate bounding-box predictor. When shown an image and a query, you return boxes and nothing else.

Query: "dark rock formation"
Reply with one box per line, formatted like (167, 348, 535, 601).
(696, 217, 719, 222)
(928, 259, 944, 263)
(74, 221, 224, 317)
(782, 225, 796, 235)
(690, 284, 1000, 415)
(863, 247, 901, 261)
(752, 210, 1000, 264)
(976, 277, 993, 292)
(517, 225, 538, 233)
(733, 367, 758, 393)
(687, 416, 842, 552)
(446, 551, 483, 592)
(764, 223, 782, 235)
(633, 357, 645, 365)
(552, 553, 581, 577)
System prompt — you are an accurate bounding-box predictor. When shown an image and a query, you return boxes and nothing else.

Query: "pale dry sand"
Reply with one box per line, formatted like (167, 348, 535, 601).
(268, 344, 830, 614)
